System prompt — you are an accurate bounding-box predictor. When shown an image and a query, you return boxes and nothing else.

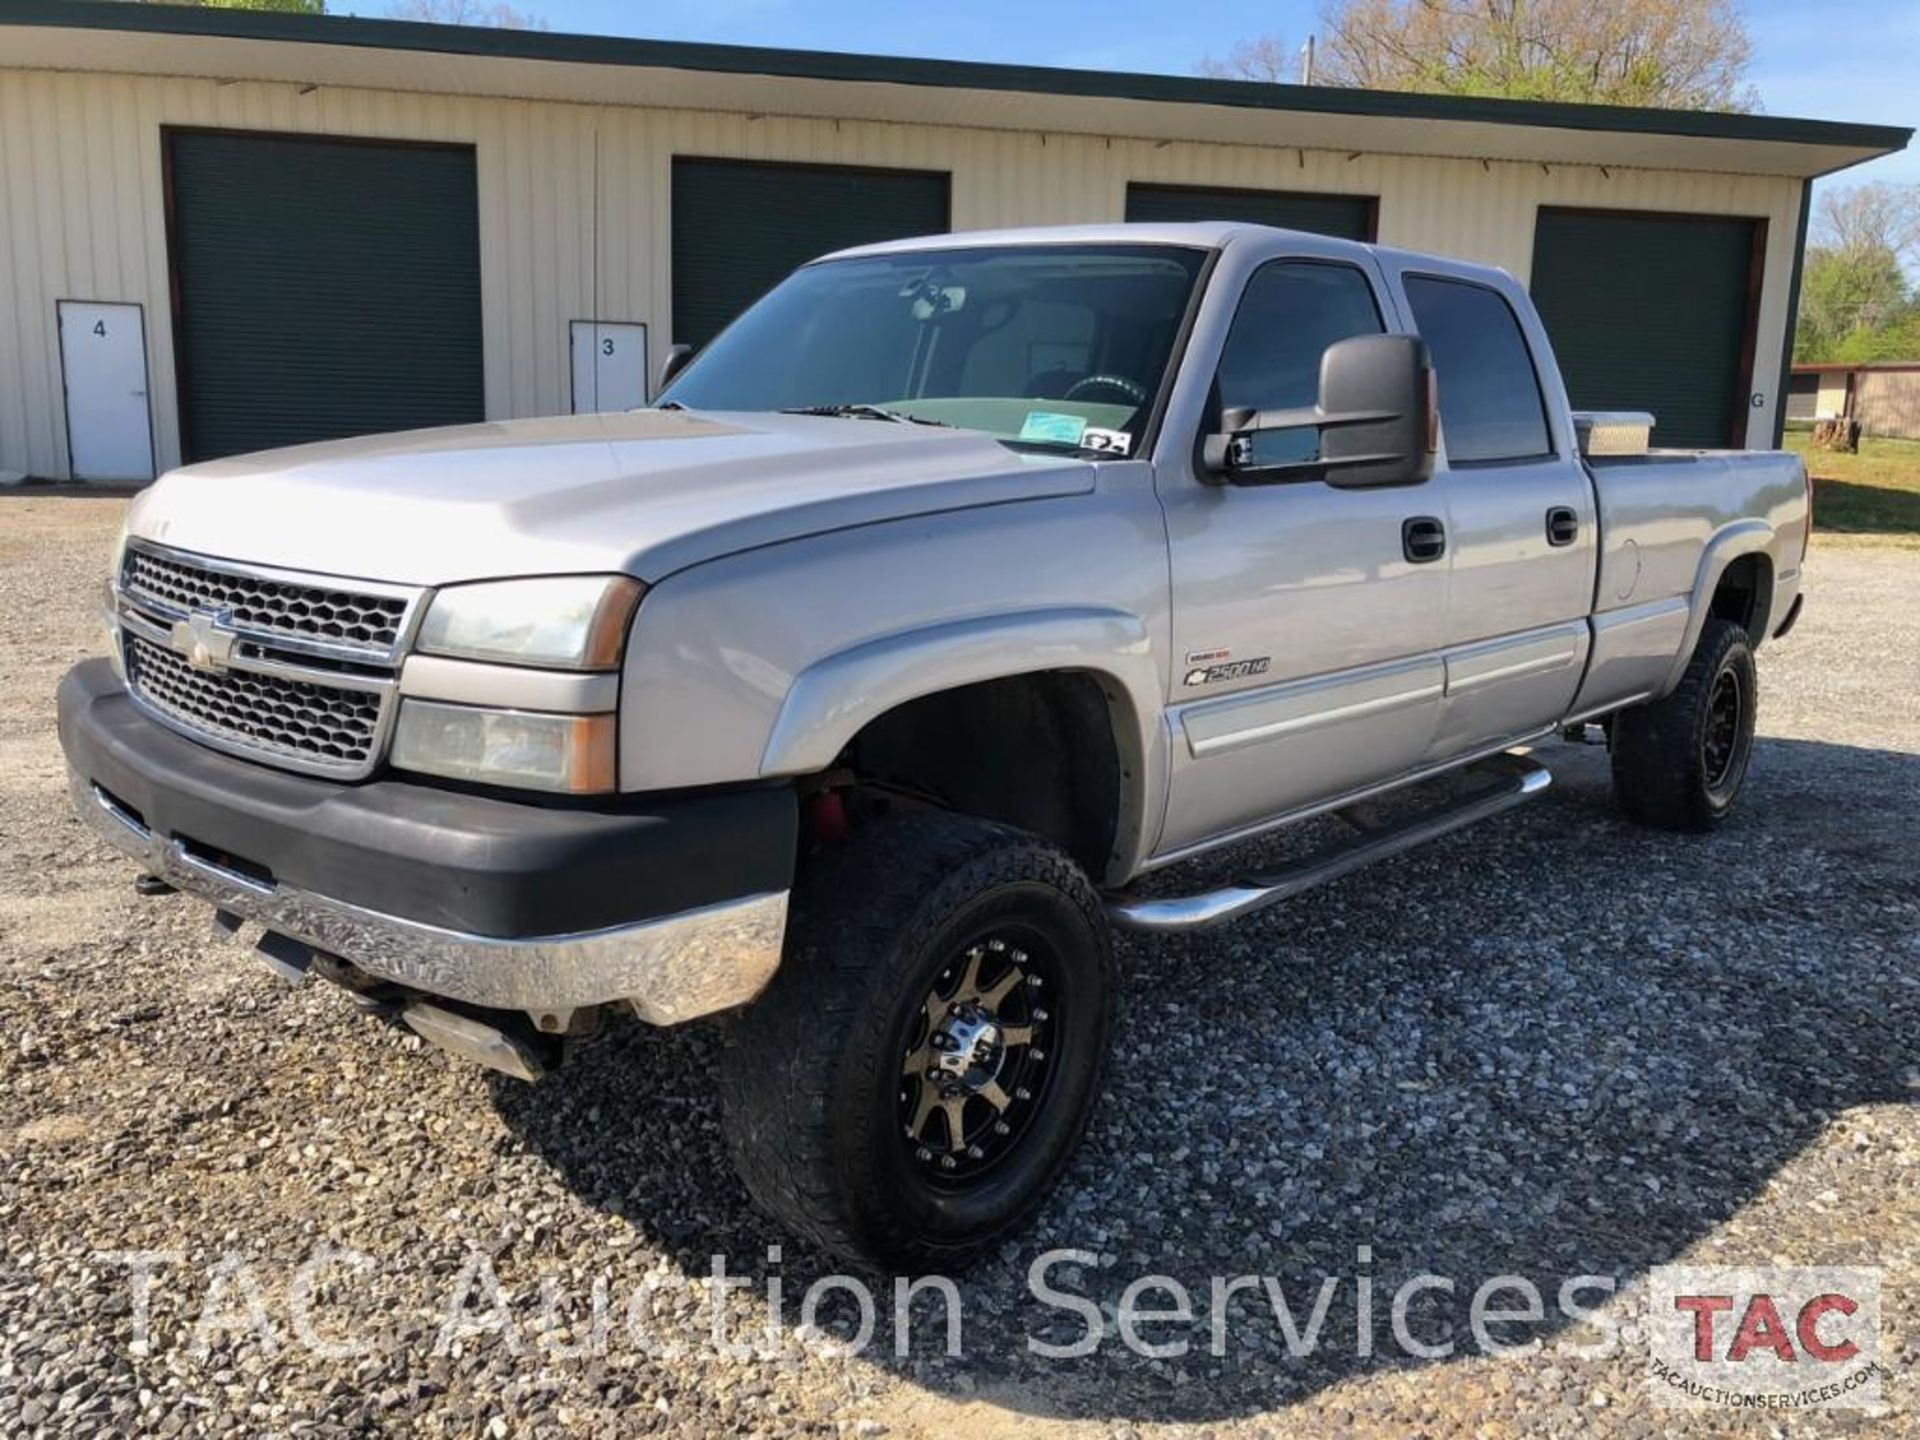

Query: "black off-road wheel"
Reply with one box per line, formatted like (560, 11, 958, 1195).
(719, 813, 1116, 1271)
(1610, 617, 1757, 833)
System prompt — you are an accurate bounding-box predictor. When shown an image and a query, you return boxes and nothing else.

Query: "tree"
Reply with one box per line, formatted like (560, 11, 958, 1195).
(1794, 184, 1920, 363)
(386, 0, 547, 26)
(1207, 0, 1757, 111)
(1812, 182, 1920, 270)
(1796, 248, 1909, 361)
(1198, 37, 1298, 84)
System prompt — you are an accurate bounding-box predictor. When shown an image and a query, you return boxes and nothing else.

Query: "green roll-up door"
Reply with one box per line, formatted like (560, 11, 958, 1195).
(1125, 183, 1376, 241)
(672, 159, 951, 350)
(1531, 209, 1761, 449)
(167, 131, 483, 462)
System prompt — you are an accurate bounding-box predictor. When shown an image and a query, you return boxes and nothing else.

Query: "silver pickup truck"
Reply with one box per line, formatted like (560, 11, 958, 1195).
(59, 222, 1809, 1268)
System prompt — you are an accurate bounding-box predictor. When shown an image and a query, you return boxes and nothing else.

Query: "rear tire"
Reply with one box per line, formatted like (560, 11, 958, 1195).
(720, 813, 1116, 1270)
(1610, 617, 1757, 833)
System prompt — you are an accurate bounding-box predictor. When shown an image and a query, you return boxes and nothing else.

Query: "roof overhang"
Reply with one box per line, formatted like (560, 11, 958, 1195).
(0, 1, 1908, 181)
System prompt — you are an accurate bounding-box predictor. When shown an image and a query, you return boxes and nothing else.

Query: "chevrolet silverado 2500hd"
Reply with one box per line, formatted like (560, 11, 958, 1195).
(59, 223, 1810, 1268)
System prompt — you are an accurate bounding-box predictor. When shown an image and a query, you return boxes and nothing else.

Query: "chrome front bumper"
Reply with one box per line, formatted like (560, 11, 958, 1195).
(72, 771, 787, 1026)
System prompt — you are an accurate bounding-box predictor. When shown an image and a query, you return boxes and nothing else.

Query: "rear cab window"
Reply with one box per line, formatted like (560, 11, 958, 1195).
(1402, 275, 1553, 465)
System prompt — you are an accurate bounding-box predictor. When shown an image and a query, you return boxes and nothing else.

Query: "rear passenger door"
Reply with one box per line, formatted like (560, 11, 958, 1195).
(1389, 270, 1599, 759)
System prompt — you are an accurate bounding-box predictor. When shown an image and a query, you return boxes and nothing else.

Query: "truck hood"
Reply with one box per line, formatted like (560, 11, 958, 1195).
(128, 410, 1096, 586)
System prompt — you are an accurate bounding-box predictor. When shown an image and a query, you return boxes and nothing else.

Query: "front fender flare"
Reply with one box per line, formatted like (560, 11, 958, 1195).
(758, 607, 1166, 879)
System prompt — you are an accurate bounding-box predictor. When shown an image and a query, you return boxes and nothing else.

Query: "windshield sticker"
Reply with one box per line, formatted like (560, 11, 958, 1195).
(1081, 427, 1132, 456)
(1019, 411, 1089, 445)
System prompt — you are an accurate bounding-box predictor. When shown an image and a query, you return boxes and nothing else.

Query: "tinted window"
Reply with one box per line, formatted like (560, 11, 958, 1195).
(1402, 276, 1552, 463)
(1217, 262, 1384, 414)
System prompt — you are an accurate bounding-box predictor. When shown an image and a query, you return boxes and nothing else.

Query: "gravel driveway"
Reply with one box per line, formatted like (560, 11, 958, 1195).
(2, 494, 1914, 1438)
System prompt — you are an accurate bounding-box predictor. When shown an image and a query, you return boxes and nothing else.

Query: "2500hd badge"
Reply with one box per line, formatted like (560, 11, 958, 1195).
(1185, 656, 1272, 686)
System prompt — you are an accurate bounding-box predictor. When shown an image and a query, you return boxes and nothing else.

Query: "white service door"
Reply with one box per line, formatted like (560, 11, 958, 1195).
(570, 321, 650, 413)
(59, 301, 155, 482)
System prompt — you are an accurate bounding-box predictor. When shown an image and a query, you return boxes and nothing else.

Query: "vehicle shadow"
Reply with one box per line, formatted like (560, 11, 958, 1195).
(0, 481, 143, 498)
(1812, 476, 1920, 536)
(491, 734, 1919, 1423)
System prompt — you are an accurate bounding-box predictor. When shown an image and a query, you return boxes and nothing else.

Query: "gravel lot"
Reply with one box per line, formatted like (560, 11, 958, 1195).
(2, 493, 1915, 1439)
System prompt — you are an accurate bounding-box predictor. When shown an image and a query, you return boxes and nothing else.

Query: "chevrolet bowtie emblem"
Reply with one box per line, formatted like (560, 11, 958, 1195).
(170, 610, 237, 672)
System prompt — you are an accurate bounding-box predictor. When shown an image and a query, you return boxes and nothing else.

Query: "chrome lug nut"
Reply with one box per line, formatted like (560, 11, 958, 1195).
(1015, 1086, 1032, 1102)
(940, 1155, 957, 1170)
(994, 1121, 1011, 1135)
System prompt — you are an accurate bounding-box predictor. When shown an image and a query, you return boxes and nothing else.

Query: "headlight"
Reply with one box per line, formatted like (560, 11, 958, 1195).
(416, 575, 644, 670)
(109, 518, 130, 583)
(105, 520, 130, 678)
(391, 700, 617, 793)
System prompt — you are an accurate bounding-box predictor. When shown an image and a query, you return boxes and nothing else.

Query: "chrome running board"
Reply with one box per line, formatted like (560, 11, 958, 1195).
(1107, 752, 1552, 933)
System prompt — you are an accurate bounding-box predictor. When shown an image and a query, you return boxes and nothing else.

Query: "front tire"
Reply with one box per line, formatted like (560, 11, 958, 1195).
(720, 813, 1115, 1270)
(1610, 617, 1757, 832)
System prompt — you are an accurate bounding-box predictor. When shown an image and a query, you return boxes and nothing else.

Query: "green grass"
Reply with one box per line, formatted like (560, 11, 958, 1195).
(1782, 431, 1920, 545)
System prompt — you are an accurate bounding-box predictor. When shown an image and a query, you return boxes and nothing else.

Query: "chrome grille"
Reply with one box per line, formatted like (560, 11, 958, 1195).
(112, 542, 419, 780)
(124, 631, 387, 774)
(123, 544, 412, 658)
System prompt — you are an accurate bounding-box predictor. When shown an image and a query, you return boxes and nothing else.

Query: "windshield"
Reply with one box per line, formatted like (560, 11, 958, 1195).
(658, 244, 1209, 456)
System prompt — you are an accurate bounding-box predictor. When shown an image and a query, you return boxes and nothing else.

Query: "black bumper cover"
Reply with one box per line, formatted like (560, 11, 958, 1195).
(57, 659, 796, 938)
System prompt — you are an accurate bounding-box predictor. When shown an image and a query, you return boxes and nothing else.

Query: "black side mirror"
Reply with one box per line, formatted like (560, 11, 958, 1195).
(1204, 333, 1436, 489)
(657, 343, 695, 395)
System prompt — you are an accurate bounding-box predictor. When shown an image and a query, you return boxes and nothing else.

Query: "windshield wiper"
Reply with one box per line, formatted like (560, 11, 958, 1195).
(778, 403, 953, 427)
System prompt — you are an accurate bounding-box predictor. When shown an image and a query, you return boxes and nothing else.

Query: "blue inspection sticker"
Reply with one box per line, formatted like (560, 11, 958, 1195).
(1018, 411, 1088, 445)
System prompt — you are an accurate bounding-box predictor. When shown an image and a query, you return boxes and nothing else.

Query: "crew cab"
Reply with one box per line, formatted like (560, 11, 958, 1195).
(58, 223, 1810, 1268)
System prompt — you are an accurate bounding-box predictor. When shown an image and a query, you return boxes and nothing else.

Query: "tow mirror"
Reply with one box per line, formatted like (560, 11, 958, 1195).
(657, 343, 696, 395)
(1204, 333, 1436, 489)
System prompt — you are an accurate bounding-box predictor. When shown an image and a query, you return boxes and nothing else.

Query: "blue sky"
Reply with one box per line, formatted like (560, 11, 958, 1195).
(389, 0, 1918, 191)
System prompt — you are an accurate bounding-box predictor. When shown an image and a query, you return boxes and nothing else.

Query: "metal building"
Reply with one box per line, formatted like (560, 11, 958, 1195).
(0, 1, 1908, 483)
(1788, 363, 1920, 440)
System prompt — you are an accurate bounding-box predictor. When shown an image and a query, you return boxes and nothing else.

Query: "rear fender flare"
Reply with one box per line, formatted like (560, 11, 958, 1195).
(1660, 519, 1775, 695)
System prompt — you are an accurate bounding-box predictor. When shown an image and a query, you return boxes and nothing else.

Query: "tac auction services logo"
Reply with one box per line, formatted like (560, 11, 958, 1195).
(1647, 1265, 1887, 1411)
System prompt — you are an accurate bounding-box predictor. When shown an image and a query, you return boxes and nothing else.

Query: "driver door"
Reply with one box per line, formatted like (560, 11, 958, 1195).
(1153, 250, 1451, 858)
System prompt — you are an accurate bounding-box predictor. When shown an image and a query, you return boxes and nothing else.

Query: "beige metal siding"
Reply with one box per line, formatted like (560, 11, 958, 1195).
(0, 67, 1806, 480)
(1855, 370, 1920, 440)
(1816, 372, 1851, 417)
